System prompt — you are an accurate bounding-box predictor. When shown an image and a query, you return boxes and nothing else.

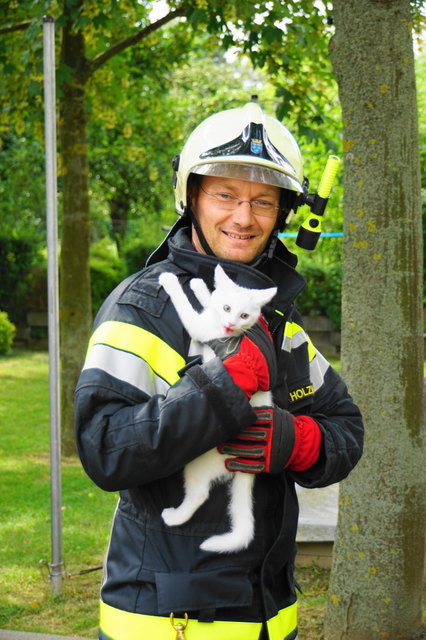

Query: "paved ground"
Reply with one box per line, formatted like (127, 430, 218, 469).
(296, 483, 338, 543)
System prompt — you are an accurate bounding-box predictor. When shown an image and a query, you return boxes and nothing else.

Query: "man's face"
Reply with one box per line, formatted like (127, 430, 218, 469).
(190, 175, 280, 263)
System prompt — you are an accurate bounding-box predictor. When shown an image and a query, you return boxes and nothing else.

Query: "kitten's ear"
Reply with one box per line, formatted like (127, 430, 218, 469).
(214, 264, 232, 288)
(255, 286, 277, 308)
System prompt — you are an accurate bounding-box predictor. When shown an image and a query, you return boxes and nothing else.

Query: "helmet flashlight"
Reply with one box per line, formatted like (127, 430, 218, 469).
(296, 155, 340, 250)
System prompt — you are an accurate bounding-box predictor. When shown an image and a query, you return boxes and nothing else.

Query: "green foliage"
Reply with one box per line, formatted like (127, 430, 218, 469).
(215, 0, 338, 145)
(0, 310, 16, 354)
(0, 135, 46, 238)
(90, 238, 126, 315)
(0, 234, 44, 323)
(121, 237, 159, 276)
(295, 258, 342, 330)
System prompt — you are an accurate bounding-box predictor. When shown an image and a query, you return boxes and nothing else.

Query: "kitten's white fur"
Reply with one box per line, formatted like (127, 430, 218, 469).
(159, 265, 276, 553)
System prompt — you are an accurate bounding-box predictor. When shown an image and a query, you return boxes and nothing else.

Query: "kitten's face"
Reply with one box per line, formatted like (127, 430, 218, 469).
(210, 265, 277, 337)
(212, 288, 262, 336)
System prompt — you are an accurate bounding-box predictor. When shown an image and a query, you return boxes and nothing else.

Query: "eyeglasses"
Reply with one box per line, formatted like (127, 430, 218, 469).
(199, 185, 280, 218)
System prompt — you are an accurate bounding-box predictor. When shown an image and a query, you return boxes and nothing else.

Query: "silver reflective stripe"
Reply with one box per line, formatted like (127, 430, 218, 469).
(309, 349, 330, 392)
(83, 343, 170, 396)
(290, 329, 309, 352)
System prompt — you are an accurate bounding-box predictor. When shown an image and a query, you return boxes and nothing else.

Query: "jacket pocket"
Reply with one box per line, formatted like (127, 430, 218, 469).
(155, 567, 253, 615)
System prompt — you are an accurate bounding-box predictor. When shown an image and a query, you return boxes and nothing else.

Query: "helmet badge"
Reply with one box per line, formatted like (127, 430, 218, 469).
(250, 138, 263, 155)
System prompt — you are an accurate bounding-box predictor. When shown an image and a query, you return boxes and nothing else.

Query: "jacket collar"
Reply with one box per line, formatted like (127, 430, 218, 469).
(148, 219, 306, 314)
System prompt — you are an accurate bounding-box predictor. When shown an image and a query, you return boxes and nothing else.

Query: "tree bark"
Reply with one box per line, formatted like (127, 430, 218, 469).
(324, 1, 425, 639)
(59, 2, 91, 456)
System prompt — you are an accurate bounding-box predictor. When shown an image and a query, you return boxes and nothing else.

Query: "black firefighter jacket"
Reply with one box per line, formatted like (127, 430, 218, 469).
(74, 224, 364, 633)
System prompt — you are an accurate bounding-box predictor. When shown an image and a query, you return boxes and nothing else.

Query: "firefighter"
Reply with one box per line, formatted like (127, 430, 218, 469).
(75, 100, 363, 640)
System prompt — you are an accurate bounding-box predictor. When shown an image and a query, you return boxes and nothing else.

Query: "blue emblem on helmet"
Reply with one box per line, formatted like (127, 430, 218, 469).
(250, 138, 263, 155)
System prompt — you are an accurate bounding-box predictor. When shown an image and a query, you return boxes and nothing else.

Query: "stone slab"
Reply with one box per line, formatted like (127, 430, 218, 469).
(296, 483, 339, 543)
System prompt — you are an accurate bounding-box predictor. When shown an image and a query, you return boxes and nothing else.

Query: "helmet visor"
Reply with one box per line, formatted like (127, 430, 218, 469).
(192, 162, 303, 193)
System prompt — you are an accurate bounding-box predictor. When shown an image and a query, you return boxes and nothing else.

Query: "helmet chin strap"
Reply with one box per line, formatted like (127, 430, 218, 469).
(267, 229, 279, 260)
(188, 208, 216, 256)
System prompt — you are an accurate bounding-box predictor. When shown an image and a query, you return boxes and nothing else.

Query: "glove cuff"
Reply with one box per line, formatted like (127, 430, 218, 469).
(270, 408, 296, 471)
(285, 415, 322, 471)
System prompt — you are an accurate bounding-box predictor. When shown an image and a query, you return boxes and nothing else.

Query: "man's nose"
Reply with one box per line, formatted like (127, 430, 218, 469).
(231, 200, 255, 224)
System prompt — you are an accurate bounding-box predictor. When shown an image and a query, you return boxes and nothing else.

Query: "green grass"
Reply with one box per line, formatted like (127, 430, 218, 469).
(296, 565, 330, 640)
(0, 349, 117, 638)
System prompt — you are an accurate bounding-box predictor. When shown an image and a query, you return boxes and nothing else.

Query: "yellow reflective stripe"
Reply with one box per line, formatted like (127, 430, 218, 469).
(87, 321, 185, 386)
(100, 601, 262, 640)
(267, 602, 297, 640)
(284, 321, 316, 362)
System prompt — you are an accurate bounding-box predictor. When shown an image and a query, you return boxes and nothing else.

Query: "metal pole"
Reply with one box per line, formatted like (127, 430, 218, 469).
(43, 15, 64, 596)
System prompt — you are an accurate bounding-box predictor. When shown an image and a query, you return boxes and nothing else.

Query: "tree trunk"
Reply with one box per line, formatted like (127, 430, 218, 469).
(58, 4, 92, 457)
(324, 1, 425, 638)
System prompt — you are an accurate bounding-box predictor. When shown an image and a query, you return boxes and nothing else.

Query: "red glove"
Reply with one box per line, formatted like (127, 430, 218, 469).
(208, 317, 277, 399)
(218, 407, 322, 474)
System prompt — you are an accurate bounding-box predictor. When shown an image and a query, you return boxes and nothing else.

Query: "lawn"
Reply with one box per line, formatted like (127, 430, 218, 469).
(0, 349, 117, 638)
(3, 348, 423, 640)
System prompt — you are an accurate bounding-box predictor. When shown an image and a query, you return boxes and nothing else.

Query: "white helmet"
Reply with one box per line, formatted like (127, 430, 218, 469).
(173, 100, 305, 216)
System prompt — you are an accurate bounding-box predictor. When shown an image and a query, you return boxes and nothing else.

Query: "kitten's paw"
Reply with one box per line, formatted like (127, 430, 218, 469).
(159, 272, 178, 294)
(189, 278, 205, 295)
(189, 277, 202, 290)
(189, 278, 210, 307)
(161, 507, 187, 527)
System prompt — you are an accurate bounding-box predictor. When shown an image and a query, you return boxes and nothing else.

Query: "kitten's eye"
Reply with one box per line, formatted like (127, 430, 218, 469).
(240, 313, 249, 320)
(223, 305, 231, 312)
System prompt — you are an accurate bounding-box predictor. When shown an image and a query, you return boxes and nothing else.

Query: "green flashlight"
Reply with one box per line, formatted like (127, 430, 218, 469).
(296, 155, 340, 250)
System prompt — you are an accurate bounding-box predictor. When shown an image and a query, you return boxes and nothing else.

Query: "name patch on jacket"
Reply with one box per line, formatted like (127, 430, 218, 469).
(289, 384, 314, 403)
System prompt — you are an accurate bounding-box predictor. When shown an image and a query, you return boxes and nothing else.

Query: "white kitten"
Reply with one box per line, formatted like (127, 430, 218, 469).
(159, 265, 276, 553)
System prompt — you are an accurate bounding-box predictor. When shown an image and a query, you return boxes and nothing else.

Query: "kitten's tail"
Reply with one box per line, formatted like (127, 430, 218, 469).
(200, 527, 254, 553)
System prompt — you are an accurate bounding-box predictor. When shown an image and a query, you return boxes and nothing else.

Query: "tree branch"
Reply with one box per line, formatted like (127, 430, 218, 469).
(84, 5, 186, 80)
(0, 20, 32, 35)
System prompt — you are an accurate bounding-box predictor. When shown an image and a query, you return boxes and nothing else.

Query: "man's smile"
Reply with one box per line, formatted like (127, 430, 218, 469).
(222, 231, 256, 240)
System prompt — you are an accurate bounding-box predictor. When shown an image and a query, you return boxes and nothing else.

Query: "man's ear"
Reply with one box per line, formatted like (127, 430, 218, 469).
(187, 184, 199, 208)
(187, 174, 201, 207)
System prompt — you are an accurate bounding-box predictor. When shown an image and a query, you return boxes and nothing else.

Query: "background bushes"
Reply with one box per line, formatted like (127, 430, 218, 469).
(0, 235, 43, 325)
(0, 311, 16, 354)
(296, 260, 342, 330)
